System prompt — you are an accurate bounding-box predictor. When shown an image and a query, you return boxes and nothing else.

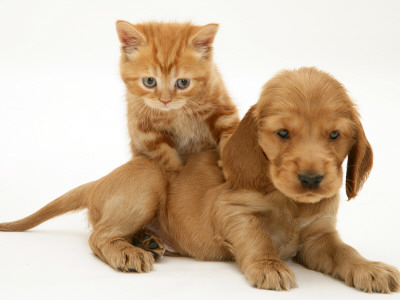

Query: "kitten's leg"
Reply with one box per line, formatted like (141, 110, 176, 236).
(132, 229, 166, 262)
(207, 109, 239, 154)
(87, 157, 168, 272)
(215, 190, 297, 290)
(155, 143, 182, 173)
(132, 127, 182, 173)
(207, 109, 239, 180)
(296, 223, 400, 293)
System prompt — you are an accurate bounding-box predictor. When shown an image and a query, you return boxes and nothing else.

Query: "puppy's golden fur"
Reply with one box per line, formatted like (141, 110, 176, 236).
(1, 67, 399, 292)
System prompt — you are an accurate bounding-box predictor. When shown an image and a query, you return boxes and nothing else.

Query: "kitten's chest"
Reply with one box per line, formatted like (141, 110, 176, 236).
(168, 114, 215, 155)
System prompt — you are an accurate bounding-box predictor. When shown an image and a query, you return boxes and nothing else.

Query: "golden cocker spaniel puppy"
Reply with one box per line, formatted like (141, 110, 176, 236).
(163, 67, 399, 292)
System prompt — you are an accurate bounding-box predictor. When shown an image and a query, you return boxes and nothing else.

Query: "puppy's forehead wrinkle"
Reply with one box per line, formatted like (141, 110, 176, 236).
(257, 68, 355, 122)
(259, 99, 353, 130)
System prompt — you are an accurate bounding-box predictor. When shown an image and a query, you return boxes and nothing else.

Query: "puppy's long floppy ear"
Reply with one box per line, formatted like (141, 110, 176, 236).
(346, 118, 373, 199)
(116, 20, 146, 56)
(221, 105, 273, 194)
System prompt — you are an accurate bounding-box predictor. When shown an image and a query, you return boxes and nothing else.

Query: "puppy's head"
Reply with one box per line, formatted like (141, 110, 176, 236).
(222, 67, 373, 203)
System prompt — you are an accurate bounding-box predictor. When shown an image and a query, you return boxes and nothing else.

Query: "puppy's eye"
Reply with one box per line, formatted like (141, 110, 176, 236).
(176, 78, 190, 89)
(142, 77, 157, 88)
(277, 129, 290, 139)
(329, 131, 339, 140)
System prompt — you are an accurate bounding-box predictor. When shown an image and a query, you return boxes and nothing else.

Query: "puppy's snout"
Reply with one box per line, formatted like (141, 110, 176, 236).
(298, 173, 323, 189)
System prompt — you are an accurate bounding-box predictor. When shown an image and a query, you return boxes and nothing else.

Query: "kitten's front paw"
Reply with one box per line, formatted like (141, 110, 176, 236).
(341, 261, 400, 293)
(245, 259, 297, 291)
(164, 162, 183, 174)
(162, 156, 183, 174)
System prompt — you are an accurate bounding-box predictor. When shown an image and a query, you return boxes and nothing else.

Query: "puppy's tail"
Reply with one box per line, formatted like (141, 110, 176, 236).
(0, 182, 91, 232)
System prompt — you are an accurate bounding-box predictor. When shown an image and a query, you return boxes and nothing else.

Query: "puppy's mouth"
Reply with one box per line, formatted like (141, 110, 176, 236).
(271, 179, 326, 203)
(290, 183, 339, 203)
(292, 191, 323, 203)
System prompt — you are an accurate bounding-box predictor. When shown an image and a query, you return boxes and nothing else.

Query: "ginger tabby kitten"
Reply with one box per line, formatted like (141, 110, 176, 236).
(117, 21, 238, 171)
(0, 21, 239, 272)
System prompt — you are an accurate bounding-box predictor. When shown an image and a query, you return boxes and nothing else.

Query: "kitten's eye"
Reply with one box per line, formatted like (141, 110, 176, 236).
(142, 77, 157, 88)
(176, 78, 190, 89)
(277, 129, 290, 139)
(329, 131, 339, 140)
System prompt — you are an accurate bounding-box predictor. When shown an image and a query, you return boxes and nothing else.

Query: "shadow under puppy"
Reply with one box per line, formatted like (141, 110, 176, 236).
(160, 67, 399, 292)
(1, 67, 399, 292)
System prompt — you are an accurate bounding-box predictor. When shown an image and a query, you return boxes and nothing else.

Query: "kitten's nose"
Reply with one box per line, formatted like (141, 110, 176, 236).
(160, 100, 171, 105)
(159, 90, 172, 105)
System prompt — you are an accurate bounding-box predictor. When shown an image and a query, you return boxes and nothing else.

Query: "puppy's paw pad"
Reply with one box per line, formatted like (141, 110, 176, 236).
(147, 240, 159, 249)
(132, 238, 142, 247)
(132, 229, 166, 262)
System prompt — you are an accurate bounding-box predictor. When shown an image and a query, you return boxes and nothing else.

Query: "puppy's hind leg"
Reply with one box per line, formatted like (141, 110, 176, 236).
(87, 157, 167, 272)
(90, 226, 157, 273)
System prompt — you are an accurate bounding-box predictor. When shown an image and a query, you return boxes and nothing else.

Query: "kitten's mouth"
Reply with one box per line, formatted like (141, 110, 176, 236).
(161, 101, 175, 110)
(158, 103, 176, 111)
(143, 99, 186, 111)
(159, 105, 172, 111)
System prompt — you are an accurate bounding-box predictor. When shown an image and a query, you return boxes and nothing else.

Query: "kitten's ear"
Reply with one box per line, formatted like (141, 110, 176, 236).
(190, 23, 219, 58)
(116, 20, 146, 55)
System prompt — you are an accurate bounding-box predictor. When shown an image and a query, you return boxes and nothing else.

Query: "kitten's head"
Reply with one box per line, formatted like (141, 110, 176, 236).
(116, 21, 219, 112)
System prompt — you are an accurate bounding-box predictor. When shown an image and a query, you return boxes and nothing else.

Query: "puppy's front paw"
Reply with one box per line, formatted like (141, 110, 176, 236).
(342, 261, 400, 293)
(245, 259, 297, 291)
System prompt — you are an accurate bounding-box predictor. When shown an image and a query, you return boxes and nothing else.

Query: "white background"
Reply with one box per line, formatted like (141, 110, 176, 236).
(1, 0, 400, 299)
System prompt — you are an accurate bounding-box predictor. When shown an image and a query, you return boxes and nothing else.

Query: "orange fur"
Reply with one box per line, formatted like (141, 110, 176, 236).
(1, 65, 398, 292)
(117, 21, 238, 172)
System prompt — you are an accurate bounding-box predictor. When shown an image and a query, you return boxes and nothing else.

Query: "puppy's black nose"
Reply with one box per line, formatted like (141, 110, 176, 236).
(298, 174, 323, 189)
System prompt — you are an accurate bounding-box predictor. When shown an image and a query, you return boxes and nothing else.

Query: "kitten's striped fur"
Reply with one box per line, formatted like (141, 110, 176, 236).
(117, 21, 239, 171)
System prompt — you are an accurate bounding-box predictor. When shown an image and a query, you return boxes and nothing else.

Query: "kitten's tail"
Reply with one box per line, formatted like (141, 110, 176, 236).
(0, 182, 91, 232)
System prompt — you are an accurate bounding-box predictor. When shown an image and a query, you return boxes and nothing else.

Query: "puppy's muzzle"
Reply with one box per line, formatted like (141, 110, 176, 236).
(298, 173, 323, 189)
